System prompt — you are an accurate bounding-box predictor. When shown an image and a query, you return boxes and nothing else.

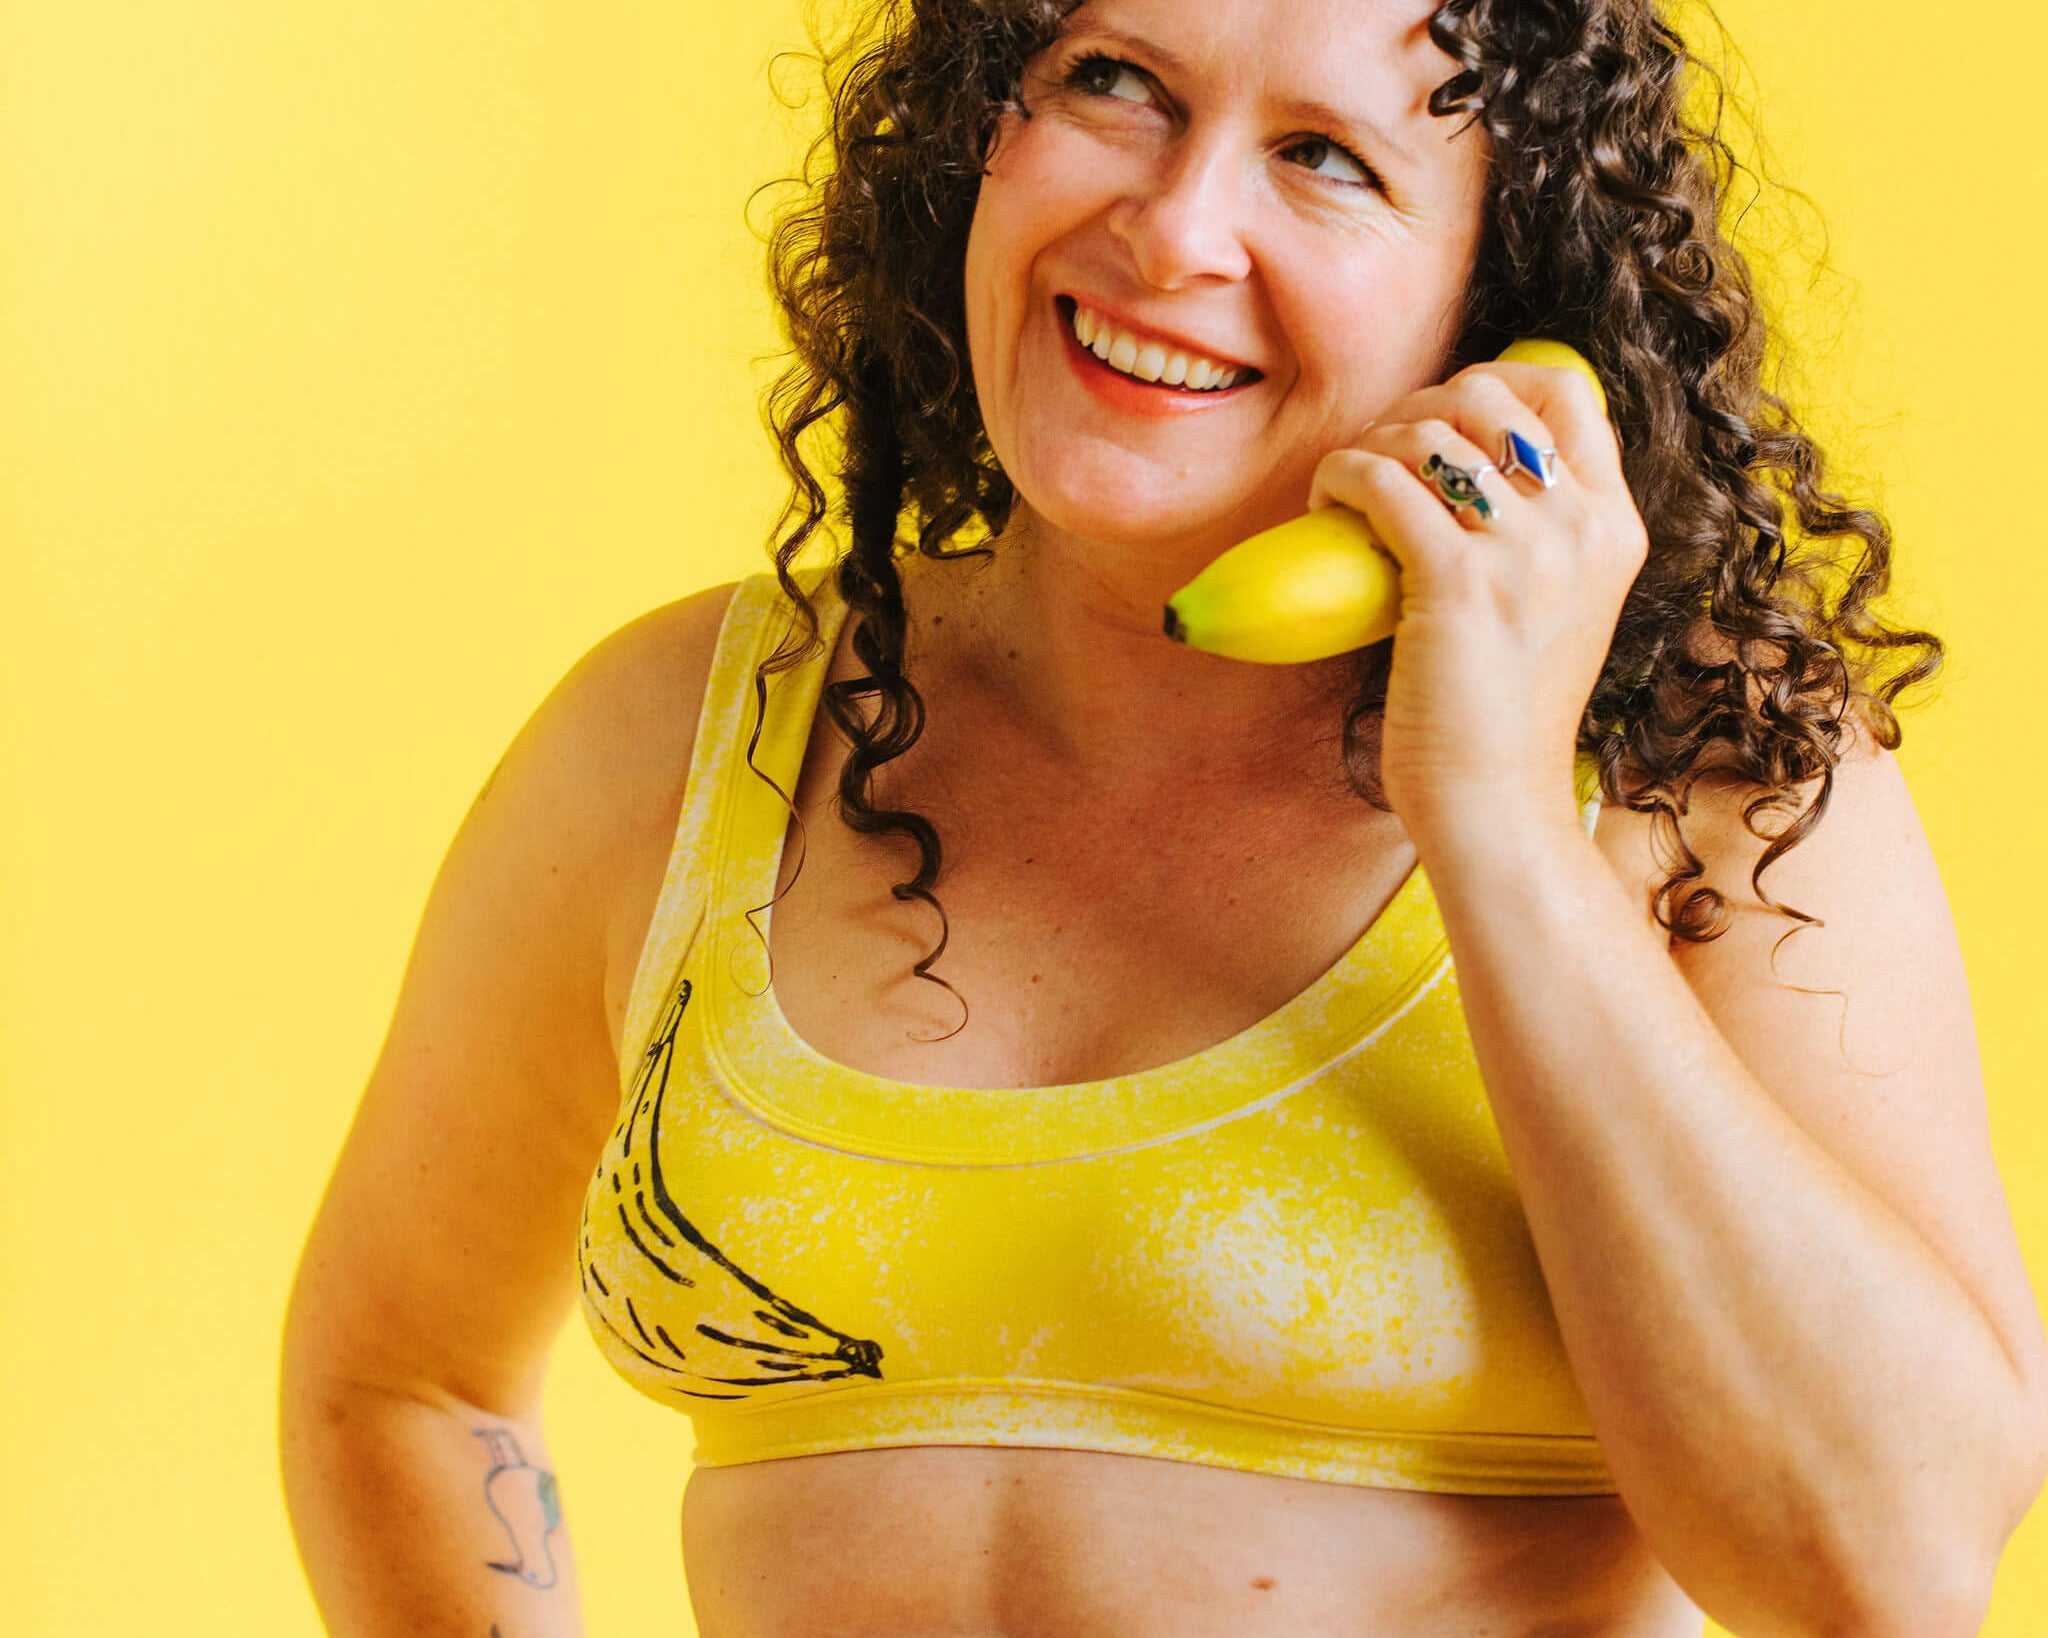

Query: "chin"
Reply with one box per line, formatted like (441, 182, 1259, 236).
(1014, 456, 1246, 549)
(1034, 493, 1239, 553)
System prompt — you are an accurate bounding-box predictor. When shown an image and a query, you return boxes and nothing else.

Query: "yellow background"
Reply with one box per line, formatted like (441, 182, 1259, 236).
(3, 1, 2041, 1632)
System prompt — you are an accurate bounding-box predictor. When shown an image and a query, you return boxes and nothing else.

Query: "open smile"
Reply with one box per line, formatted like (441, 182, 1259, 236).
(1053, 295, 1263, 419)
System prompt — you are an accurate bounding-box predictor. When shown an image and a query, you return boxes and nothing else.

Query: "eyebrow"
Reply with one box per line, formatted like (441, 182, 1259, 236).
(1064, 23, 1425, 168)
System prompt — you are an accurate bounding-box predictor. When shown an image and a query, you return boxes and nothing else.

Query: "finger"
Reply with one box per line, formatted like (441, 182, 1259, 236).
(1403, 372, 1570, 497)
(1358, 416, 1519, 533)
(1466, 361, 1617, 486)
(1306, 446, 1476, 582)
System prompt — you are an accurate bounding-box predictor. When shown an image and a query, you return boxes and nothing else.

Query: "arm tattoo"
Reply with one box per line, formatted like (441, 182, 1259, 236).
(474, 1427, 563, 1589)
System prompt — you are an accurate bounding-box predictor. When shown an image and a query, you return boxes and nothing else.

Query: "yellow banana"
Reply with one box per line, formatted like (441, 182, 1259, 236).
(1161, 339, 1607, 664)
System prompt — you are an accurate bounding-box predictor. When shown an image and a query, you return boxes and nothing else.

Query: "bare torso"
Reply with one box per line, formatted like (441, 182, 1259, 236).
(608, 569, 1706, 1638)
(681, 1446, 1698, 1638)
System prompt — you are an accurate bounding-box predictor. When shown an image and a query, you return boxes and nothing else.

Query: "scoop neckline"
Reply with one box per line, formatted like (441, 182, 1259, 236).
(694, 570, 1462, 1166)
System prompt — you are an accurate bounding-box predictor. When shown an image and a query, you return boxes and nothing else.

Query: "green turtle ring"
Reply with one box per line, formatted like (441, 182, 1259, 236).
(1419, 453, 1498, 522)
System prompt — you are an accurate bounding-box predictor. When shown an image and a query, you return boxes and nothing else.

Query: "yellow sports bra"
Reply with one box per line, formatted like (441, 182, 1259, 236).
(578, 566, 1617, 1496)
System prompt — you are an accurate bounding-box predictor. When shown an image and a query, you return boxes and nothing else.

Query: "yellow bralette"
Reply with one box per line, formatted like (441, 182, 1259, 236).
(578, 567, 1617, 1496)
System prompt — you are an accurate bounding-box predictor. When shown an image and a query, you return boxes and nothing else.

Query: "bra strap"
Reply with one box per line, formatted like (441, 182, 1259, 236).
(615, 568, 828, 1077)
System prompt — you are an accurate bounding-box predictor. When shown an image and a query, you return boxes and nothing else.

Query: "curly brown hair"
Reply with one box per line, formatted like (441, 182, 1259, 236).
(741, 0, 1942, 1033)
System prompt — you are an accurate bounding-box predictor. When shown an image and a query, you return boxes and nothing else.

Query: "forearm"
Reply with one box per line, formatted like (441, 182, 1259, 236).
(1415, 805, 2023, 1638)
(281, 1376, 585, 1638)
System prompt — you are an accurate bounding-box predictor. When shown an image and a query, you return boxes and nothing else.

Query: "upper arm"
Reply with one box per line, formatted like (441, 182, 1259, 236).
(283, 581, 741, 1415)
(1592, 735, 2048, 1450)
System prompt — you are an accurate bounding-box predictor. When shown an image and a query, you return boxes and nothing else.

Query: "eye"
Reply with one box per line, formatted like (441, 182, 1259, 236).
(1062, 51, 1154, 105)
(1056, 50, 1384, 195)
(1281, 135, 1380, 191)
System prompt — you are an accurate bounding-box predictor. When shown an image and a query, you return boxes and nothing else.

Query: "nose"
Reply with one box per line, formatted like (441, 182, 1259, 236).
(1105, 132, 1254, 290)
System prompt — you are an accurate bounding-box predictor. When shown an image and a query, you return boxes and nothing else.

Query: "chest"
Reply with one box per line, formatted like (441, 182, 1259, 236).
(762, 763, 1421, 1092)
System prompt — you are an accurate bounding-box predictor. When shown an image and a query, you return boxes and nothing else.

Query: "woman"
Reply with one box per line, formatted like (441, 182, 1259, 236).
(280, 0, 2048, 1634)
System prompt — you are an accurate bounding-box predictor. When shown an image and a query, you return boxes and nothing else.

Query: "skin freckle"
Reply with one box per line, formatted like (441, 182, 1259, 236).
(1252, 1576, 1277, 1590)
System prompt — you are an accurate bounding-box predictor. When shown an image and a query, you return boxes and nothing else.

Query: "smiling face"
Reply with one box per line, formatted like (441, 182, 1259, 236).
(963, 0, 1491, 562)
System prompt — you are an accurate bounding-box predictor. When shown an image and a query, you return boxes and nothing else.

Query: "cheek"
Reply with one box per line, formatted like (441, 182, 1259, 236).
(960, 195, 1012, 442)
(970, 167, 1056, 288)
(963, 130, 1026, 389)
(964, 123, 1101, 402)
(1275, 245, 1474, 418)
(969, 110, 1127, 280)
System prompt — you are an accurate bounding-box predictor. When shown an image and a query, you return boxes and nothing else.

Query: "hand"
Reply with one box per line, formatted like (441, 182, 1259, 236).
(1305, 361, 1647, 839)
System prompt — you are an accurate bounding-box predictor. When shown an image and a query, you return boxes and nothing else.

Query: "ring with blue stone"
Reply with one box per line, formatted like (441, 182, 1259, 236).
(1499, 428, 1561, 490)
(1419, 452, 1497, 522)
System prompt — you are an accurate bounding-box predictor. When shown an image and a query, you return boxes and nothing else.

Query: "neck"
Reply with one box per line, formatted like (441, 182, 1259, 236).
(896, 508, 1369, 797)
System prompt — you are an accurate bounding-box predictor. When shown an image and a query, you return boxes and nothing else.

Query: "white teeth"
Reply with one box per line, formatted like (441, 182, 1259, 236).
(1068, 303, 1245, 392)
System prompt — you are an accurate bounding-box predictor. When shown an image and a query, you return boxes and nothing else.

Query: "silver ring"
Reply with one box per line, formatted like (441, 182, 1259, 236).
(1419, 453, 1497, 521)
(1499, 428, 1561, 490)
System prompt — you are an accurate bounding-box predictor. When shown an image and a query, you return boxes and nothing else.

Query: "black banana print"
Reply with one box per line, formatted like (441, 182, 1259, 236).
(579, 980, 885, 1398)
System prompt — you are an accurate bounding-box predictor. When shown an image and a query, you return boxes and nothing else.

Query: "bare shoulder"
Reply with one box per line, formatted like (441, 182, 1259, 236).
(562, 581, 749, 1047)
(1588, 720, 1928, 961)
(461, 577, 746, 1027)
(1587, 717, 1960, 1103)
(1591, 723, 2048, 1407)
(488, 579, 744, 845)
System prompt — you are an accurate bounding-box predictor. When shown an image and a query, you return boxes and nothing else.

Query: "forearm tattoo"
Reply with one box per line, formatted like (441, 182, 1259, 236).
(474, 1427, 563, 1589)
